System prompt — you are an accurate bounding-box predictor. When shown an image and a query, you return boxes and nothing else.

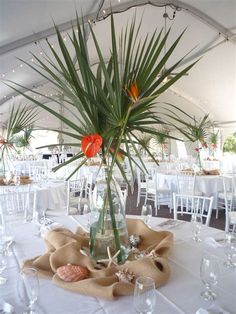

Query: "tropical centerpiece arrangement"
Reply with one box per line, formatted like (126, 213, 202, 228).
(209, 130, 219, 158)
(154, 128, 170, 161)
(7, 13, 197, 263)
(0, 105, 37, 181)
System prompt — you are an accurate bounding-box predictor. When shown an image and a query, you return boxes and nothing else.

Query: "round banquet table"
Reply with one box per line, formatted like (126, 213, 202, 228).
(156, 173, 224, 208)
(1, 215, 235, 314)
(0, 180, 66, 216)
(31, 180, 67, 213)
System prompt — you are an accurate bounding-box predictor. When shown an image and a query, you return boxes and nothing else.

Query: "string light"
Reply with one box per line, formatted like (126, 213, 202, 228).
(0, 2, 180, 103)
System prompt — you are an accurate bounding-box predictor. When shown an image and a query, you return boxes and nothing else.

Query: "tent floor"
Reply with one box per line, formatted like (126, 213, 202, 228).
(125, 185, 225, 231)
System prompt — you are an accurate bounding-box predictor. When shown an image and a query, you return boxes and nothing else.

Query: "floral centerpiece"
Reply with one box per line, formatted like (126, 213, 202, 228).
(154, 128, 170, 161)
(0, 105, 37, 179)
(165, 110, 211, 171)
(8, 13, 196, 263)
(209, 130, 219, 157)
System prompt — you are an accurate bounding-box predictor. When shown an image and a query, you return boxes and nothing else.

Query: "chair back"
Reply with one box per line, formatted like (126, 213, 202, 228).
(173, 193, 213, 226)
(222, 175, 236, 231)
(176, 173, 196, 195)
(66, 178, 85, 215)
(0, 184, 36, 223)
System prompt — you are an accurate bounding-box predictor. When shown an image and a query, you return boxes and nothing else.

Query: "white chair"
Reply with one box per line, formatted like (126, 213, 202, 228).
(173, 193, 214, 226)
(176, 173, 198, 195)
(136, 168, 148, 207)
(66, 178, 85, 215)
(119, 187, 128, 213)
(145, 169, 172, 215)
(83, 172, 93, 199)
(218, 175, 236, 232)
(29, 165, 49, 182)
(0, 185, 36, 223)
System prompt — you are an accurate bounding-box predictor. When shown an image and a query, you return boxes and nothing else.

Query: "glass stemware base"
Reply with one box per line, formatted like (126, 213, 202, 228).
(200, 289, 216, 301)
(224, 259, 236, 268)
(192, 235, 202, 242)
(0, 276, 7, 285)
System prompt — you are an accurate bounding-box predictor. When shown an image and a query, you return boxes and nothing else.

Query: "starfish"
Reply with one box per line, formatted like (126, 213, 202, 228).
(97, 247, 120, 268)
(146, 249, 159, 259)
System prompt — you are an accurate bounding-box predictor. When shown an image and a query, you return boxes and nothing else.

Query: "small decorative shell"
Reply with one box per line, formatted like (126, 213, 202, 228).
(57, 264, 89, 282)
(115, 268, 135, 284)
(129, 234, 141, 248)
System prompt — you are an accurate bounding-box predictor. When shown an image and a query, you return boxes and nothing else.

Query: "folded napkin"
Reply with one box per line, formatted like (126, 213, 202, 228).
(202, 169, 220, 176)
(204, 237, 223, 248)
(40, 222, 63, 237)
(23, 219, 173, 299)
(0, 299, 14, 313)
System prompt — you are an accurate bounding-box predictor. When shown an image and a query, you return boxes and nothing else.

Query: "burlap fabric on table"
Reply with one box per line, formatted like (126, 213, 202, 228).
(202, 169, 220, 175)
(23, 219, 173, 299)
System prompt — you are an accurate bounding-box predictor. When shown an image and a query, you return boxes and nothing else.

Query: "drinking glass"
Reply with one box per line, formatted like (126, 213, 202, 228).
(224, 232, 236, 268)
(191, 213, 202, 242)
(200, 256, 219, 301)
(141, 205, 152, 226)
(83, 204, 91, 229)
(133, 276, 156, 314)
(18, 268, 39, 314)
(0, 226, 13, 256)
(0, 253, 7, 285)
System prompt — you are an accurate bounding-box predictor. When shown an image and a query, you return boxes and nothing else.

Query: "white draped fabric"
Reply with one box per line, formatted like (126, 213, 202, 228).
(1, 215, 235, 314)
(156, 174, 223, 208)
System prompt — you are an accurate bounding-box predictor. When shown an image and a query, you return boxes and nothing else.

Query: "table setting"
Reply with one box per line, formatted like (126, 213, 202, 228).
(0, 212, 235, 314)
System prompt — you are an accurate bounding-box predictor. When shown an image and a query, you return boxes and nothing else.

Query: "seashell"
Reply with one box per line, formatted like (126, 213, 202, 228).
(129, 234, 141, 248)
(57, 264, 89, 282)
(115, 268, 135, 284)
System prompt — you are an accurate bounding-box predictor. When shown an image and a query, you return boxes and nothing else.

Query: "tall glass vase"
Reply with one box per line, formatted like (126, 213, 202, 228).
(89, 166, 130, 264)
(196, 150, 202, 171)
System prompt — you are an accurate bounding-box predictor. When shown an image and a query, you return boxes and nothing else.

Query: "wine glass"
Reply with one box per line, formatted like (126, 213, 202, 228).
(224, 232, 236, 268)
(0, 226, 13, 257)
(141, 204, 152, 226)
(191, 213, 202, 242)
(18, 268, 39, 314)
(200, 256, 219, 301)
(0, 253, 7, 285)
(83, 204, 91, 229)
(133, 276, 156, 313)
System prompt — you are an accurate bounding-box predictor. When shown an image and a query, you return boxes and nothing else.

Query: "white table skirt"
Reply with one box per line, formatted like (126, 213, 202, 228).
(32, 181, 67, 213)
(1, 215, 235, 314)
(156, 174, 223, 208)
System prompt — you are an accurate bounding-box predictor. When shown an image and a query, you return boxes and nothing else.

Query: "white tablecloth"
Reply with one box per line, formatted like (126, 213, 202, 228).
(32, 181, 67, 213)
(156, 174, 223, 208)
(1, 215, 235, 314)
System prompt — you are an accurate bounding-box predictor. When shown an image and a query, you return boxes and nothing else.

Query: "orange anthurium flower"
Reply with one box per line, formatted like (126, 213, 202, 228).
(81, 134, 103, 158)
(109, 147, 125, 160)
(126, 82, 140, 102)
(0, 138, 8, 148)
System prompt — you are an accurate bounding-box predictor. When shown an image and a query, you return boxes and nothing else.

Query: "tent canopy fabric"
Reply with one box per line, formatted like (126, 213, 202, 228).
(0, 0, 235, 134)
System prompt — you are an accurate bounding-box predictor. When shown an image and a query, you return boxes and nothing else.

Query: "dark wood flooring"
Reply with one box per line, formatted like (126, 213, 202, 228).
(125, 185, 225, 231)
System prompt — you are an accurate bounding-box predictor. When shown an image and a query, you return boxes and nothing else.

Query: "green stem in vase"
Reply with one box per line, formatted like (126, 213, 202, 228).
(107, 179, 122, 263)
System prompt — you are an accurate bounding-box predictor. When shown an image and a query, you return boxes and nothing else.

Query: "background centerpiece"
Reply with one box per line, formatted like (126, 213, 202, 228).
(8, 13, 196, 263)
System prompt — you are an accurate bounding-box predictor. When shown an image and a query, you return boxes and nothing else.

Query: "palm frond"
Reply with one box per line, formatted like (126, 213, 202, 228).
(6, 13, 198, 176)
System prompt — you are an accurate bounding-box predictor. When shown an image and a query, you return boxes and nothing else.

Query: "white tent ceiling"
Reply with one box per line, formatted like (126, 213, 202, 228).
(0, 0, 236, 134)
